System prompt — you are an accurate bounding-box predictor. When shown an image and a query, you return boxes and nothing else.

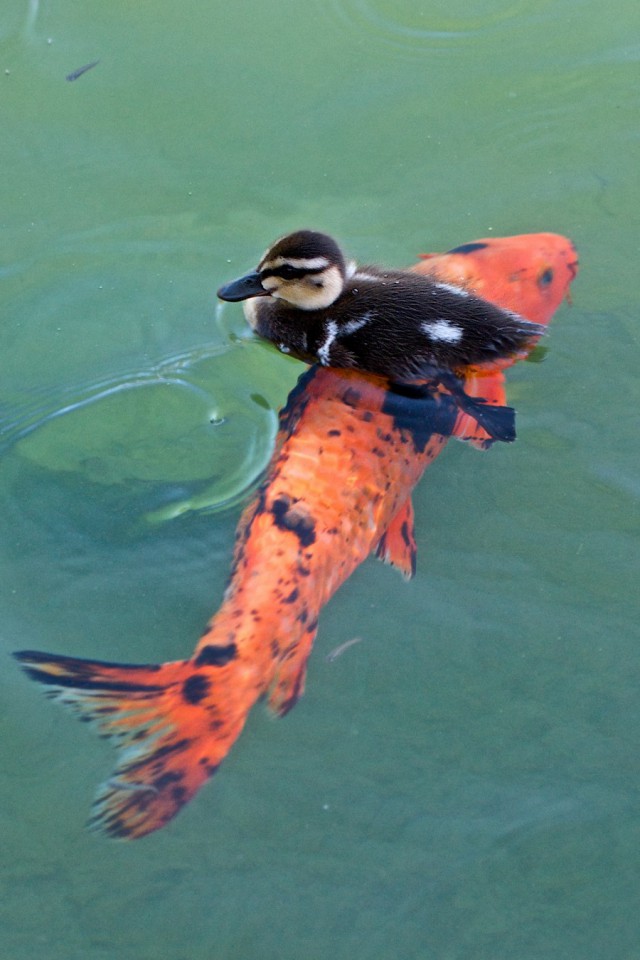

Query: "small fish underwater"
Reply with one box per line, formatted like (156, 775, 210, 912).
(14, 232, 578, 839)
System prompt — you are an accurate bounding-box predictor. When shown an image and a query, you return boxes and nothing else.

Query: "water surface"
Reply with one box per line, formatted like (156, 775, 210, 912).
(1, 0, 639, 957)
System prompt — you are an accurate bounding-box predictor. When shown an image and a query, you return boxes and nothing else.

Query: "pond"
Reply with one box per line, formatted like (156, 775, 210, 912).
(1, 1, 638, 957)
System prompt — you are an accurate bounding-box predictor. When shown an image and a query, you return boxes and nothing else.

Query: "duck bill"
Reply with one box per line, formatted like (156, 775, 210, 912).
(217, 271, 269, 302)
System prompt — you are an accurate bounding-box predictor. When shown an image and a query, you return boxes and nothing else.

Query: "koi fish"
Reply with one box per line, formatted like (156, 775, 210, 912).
(14, 232, 578, 839)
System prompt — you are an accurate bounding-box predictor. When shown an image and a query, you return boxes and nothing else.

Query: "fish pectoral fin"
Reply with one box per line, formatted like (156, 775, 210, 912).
(374, 497, 417, 580)
(267, 624, 318, 717)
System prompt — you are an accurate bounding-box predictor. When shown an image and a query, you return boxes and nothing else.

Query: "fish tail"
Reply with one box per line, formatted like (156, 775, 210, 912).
(13, 649, 248, 839)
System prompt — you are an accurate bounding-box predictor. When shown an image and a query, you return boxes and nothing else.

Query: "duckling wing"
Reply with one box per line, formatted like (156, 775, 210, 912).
(341, 272, 544, 375)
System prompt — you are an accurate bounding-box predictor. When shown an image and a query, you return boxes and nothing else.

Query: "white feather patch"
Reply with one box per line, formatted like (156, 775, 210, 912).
(263, 255, 330, 271)
(433, 281, 470, 298)
(421, 319, 464, 343)
(345, 260, 357, 279)
(318, 321, 339, 364)
(353, 271, 381, 283)
(340, 313, 372, 336)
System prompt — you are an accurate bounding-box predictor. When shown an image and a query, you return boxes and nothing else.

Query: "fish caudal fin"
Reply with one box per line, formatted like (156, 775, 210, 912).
(13, 650, 246, 839)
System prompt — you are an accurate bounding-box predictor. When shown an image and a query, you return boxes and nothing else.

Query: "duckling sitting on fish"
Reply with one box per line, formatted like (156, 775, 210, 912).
(217, 230, 546, 442)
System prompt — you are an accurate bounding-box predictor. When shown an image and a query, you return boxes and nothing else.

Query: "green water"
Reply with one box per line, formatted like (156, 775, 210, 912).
(1, 0, 639, 957)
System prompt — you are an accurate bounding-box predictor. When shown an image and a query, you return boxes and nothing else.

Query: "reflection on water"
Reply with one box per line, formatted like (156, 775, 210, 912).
(326, 0, 552, 49)
(2, 349, 214, 449)
(23, 0, 40, 39)
(1, 340, 298, 526)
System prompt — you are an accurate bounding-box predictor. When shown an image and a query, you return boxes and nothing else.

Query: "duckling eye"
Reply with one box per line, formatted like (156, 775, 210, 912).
(276, 264, 300, 281)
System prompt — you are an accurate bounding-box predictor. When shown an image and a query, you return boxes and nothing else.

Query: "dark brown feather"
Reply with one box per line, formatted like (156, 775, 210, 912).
(251, 267, 543, 379)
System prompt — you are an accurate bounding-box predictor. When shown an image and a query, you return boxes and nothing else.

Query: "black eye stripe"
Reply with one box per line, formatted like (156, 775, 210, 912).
(261, 264, 328, 280)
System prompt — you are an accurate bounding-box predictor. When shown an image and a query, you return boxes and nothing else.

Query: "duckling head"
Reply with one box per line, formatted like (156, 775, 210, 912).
(217, 230, 349, 310)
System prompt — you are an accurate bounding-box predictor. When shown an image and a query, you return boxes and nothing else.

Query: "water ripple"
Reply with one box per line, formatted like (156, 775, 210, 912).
(0, 342, 299, 525)
(325, 0, 552, 52)
(1, 346, 219, 449)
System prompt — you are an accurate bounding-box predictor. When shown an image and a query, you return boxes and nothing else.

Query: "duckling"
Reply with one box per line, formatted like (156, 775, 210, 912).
(218, 230, 543, 374)
(217, 230, 545, 440)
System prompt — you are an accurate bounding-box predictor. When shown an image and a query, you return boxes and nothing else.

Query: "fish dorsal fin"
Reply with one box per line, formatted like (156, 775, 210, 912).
(453, 368, 509, 450)
(374, 497, 417, 580)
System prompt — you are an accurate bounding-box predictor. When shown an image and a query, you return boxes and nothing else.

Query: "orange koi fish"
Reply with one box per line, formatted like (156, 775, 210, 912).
(14, 233, 578, 839)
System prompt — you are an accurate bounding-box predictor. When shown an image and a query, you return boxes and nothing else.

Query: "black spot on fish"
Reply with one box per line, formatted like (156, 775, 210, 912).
(328, 429, 341, 436)
(538, 267, 554, 287)
(284, 588, 299, 604)
(195, 643, 238, 667)
(182, 674, 210, 705)
(277, 368, 316, 435)
(341, 388, 362, 408)
(271, 494, 292, 517)
(271, 497, 317, 547)
(98, 815, 127, 838)
(198, 757, 220, 777)
(446, 241, 489, 255)
(290, 514, 316, 547)
(20, 668, 165, 694)
(146, 739, 192, 763)
(153, 771, 183, 790)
